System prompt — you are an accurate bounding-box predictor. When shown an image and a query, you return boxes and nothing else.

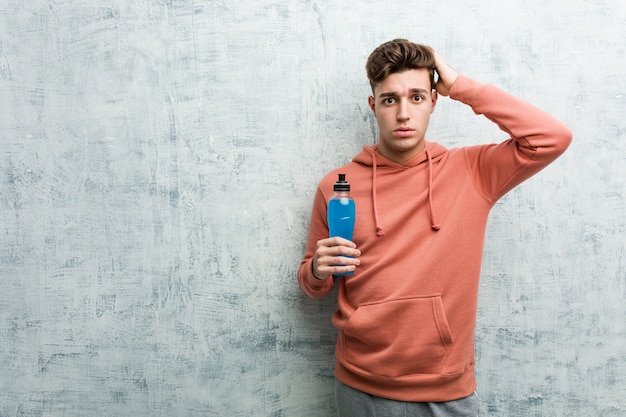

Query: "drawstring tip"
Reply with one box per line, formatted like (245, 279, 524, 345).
(376, 227, 385, 236)
(431, 224, 441, 231)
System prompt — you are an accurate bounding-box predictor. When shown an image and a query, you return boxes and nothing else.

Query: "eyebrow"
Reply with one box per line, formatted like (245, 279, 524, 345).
(378, 88, 430, 98)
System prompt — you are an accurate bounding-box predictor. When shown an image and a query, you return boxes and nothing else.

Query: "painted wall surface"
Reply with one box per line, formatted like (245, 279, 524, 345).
(0, 1, 624, 416)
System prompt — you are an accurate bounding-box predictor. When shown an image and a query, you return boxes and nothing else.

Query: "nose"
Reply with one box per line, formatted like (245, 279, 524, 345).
(396, 99, 409, 121)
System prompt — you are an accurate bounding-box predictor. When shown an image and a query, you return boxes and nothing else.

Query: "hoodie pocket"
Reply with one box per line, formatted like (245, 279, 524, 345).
(342, 295, 453, 378)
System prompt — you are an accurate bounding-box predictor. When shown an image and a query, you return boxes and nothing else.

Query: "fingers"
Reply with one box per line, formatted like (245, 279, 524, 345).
(315, 237, 361, 257)
(313, 237, 361, 279)
(317, 256, 361, 278)
(430, 49, 459, 97)
(317, 236, 356, 248)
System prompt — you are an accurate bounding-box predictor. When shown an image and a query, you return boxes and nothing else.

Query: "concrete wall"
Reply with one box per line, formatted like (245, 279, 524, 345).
(0, 1, 624, 415)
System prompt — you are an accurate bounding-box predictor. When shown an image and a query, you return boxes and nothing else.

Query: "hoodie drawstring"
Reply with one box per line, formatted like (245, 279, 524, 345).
(370, 149, 441, 236)
(371, 152, 385, 236)
(426, 149, 441, 231)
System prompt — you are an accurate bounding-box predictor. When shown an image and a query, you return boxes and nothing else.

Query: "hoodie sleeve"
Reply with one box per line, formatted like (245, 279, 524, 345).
(449, 75, 573, 202)
(298, 186, 336, 299)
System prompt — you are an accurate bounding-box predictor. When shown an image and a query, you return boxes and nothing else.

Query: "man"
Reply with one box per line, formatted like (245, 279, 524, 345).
(298, 39, 572, 416)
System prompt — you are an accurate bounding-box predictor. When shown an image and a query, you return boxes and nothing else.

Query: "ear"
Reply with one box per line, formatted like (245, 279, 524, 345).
(430, 91, 438, 114)
(368, 96, 376, 116)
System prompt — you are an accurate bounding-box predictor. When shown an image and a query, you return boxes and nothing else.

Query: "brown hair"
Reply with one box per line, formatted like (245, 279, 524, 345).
(366, 39, 436, 92)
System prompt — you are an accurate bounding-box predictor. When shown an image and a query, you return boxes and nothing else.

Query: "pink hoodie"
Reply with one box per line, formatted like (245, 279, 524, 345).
(298, 75, 572, 402)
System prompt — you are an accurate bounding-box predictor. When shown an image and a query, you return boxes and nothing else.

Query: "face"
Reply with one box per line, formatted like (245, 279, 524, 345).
(368, 68, 438, 164)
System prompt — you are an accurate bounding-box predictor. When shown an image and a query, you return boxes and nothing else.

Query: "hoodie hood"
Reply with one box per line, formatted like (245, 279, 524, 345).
(352, 142, 447, 235)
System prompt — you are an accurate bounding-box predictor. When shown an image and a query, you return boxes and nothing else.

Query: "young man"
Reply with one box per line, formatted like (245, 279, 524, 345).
(298, 39, 572, 416)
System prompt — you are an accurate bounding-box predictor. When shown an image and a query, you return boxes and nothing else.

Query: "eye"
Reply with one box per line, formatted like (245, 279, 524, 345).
(383, 97, 395, 104)
(413, 94, 425, 102)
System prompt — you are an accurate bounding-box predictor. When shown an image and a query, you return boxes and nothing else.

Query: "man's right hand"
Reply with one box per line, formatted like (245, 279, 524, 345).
(312, 237, 361, 280)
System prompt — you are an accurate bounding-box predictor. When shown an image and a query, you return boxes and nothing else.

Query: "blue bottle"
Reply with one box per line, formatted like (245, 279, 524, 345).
(328, 174, 356, 276)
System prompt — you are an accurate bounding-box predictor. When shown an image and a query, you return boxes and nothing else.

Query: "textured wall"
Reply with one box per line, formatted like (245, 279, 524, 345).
(0, 0, 624, 416)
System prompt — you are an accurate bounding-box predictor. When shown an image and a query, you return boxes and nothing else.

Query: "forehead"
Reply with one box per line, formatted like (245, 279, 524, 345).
(374, 68, 432, 96)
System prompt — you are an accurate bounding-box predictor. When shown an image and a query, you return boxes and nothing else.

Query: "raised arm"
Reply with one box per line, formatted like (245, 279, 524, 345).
(450, 73, 572, 201)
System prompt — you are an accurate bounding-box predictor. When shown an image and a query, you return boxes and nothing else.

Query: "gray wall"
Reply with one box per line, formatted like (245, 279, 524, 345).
(1, 1, 624, 416)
